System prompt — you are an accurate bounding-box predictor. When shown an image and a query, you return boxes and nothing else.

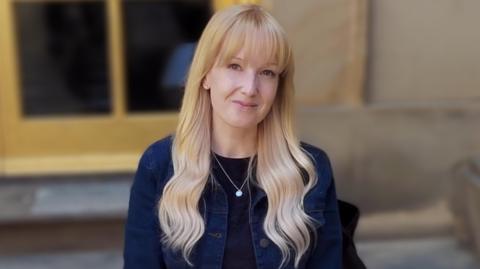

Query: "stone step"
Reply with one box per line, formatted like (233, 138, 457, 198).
(0, 175, 132, 255)
(0, 174, 470, 258)
(358, 237, 480, 269)
(0, 174, 132, 223)
(356, 199, 454, 241)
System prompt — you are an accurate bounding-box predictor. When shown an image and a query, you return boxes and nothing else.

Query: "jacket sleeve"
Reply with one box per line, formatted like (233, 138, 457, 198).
(306, 151, 343, 269)
(123, 146, 166, 269)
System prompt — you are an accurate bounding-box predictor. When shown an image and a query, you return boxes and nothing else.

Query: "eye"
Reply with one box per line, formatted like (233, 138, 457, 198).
(227, 63, 242, 71)
(261, 69, 277, 78)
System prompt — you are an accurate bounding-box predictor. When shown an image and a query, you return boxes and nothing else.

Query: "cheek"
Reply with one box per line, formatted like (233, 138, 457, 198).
(211, 68, 236, 86)
(209, 72, 236, 98)
(208, 75, 225, 103)
(263, 82, 279, 105)
(209, 91, 224, 110)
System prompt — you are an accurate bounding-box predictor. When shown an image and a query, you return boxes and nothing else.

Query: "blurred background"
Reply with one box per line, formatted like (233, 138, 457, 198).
(0, 0, 479, 268)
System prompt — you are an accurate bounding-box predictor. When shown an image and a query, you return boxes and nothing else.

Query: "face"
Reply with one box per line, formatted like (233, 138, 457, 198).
(203, 48, 280, 133)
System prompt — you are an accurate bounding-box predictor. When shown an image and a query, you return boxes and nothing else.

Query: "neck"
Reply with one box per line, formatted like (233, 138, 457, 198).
(211, 125, 257, 159)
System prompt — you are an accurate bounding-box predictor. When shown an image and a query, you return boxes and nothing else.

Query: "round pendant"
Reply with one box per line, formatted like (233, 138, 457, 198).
(235, 190, 243, 197)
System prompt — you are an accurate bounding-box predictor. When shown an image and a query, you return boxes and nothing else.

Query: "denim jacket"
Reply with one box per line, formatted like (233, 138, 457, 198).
(123, 135, 342, 269)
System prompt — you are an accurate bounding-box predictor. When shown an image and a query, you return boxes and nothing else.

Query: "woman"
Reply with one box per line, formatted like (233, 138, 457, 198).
(124, 4, 342, 269)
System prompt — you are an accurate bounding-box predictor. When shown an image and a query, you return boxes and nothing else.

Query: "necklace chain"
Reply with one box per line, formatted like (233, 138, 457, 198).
(212, 152, 250, 197)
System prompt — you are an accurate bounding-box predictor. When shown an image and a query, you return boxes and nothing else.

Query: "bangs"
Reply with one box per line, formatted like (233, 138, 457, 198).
(216, 13, 290, 74)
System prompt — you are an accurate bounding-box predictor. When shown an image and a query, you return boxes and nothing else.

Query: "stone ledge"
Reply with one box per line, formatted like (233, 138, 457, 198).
(356, 199, 454, 241)
(0, 219, 124, 255)
(357, 236, 480, 269)
(0, 174, 132, 224)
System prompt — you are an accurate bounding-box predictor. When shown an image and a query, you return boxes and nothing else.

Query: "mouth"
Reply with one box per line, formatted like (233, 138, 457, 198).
(233, 100, 258, 108)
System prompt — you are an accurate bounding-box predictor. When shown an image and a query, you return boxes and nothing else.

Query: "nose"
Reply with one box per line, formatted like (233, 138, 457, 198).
(240, 71, 258, 96)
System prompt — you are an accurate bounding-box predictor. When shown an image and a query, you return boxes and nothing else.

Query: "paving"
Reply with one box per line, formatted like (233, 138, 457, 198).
(0, 236, 478, 269)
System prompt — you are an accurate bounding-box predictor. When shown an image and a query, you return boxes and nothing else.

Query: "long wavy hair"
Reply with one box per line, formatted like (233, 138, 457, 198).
(158, 4, 319, 268)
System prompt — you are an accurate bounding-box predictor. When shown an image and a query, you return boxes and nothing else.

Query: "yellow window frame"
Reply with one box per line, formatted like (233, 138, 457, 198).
(0, 0, 261, 177)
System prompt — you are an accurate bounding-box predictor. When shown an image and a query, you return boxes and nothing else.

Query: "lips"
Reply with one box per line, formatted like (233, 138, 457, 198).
(233, 100, 258, 107)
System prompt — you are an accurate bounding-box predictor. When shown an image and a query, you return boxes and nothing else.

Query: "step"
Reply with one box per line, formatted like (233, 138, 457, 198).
(0, 174, 133, 254)
(358, 236, 480, 269)
(0, 174, 132, 223)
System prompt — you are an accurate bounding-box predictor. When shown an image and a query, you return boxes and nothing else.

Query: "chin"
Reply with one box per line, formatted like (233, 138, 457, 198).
(228, 120, 259, 130)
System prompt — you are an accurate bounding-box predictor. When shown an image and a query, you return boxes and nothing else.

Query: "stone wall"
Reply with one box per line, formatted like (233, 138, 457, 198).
(367, 0, 480, 102)
(272, 0, 367, 106)
(271, 0, 480, 238)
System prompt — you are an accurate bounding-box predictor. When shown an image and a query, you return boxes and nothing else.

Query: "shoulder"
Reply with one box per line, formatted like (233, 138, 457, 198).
(137, 134, 174, 179)
(144, 134, 174, 159)
(300, 141, 333, 174)
(299, 141, 335, 196)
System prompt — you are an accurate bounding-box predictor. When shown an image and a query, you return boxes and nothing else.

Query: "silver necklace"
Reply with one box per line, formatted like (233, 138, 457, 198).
(212, 152, 250, 198)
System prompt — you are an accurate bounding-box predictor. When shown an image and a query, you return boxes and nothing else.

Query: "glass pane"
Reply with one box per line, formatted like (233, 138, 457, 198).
(14, 2, 110, 117)
(123, 0, 211, 112)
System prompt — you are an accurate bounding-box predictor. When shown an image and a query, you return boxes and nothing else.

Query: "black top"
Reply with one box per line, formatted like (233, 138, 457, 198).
(211, 152, 258, 269)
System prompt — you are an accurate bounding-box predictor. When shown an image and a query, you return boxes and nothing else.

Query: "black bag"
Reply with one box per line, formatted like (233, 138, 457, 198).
(338, 200, 367, 269)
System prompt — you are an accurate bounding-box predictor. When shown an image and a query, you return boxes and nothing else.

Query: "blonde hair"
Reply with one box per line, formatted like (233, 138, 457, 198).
(158, 4, 319, 268)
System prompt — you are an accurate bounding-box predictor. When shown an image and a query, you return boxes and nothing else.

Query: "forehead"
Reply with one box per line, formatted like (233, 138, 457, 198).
(229, 47, 277, 67)
(215, 25, 285, 68)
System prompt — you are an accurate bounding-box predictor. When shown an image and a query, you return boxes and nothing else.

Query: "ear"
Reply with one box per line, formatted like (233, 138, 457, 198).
(202, 74, 211, 90)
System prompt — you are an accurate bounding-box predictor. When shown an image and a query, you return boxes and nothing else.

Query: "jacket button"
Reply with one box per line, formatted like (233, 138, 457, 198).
(260, 238, 270, 248)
